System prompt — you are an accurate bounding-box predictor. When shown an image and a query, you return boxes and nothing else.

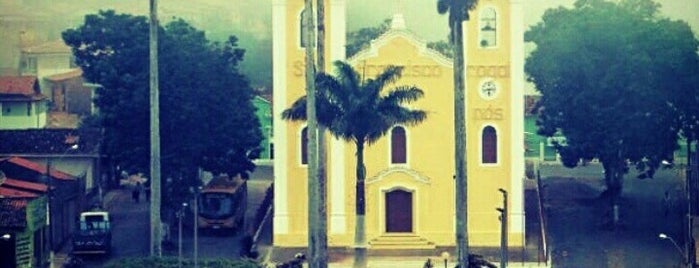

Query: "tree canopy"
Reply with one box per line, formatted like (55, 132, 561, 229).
(63, 10, 262, 207)
(346, 18, 391, 58)
(282, 61, 427, 144)
(525, 0, 699, 196)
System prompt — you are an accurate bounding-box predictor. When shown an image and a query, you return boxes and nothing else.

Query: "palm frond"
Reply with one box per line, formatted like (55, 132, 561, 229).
(316, 72, 349, 113)
(283, 60, 428, 147)
(399, 110, 428, 126)
(378, 105, 428, 127)
(281, 96, 307, 121)
(333, 60, 361, 90)
(382, 85, 425, 105)
(365, 65, 404, 96)
(437, 0, 450, 14)
(438, 0, 479, 28)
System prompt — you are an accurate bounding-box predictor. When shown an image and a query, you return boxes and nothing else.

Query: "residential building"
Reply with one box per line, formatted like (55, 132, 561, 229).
(0, 76, 48, 129)
(45, 69, 94, 116)
(0, 128, 103, 252)
(253, 94, 273, 161)
(0, 177, 49, 268)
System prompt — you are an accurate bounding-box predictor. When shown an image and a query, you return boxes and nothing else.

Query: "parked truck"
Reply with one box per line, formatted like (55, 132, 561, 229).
(197, 173, 247, 233)
(72, 210, 111, 255)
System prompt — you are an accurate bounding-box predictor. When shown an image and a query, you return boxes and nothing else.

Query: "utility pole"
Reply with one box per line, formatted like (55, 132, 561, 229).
(47, 144, 78, 268)
(149, 0, 162, 257)
(315, 0, 329, 266)
(303, 0, 321, 267)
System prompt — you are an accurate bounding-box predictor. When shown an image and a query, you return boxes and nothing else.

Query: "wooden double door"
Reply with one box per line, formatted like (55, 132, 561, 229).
(385, 189, 413, 233)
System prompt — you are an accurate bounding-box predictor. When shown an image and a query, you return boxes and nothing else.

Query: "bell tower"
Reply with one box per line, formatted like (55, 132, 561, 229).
(465, 0, 525, 247)
(271, 0, 347, 246)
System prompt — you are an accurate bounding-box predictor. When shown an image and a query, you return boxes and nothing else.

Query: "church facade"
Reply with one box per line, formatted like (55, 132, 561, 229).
(272, 0, 525, 249)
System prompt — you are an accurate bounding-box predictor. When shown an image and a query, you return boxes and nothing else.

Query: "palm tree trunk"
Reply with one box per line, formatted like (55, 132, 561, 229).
(148, 0, 162, 257)
(314, 0, 328, 267)
(452, 17, 469, 267)
(303, 1, 321, 267)
(354, 140, 367, 268)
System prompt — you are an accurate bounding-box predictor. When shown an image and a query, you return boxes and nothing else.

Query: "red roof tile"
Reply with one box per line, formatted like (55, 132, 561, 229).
(6, 157, 75, 181)
(0, 187, 38, 198)
(1, 178, 48, 193)
(0, 76, 39, 95)
(21, 40, 71, 54)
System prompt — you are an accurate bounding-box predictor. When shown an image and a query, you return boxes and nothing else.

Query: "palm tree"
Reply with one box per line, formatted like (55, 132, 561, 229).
(283, 60, 427, 268)
(437, 0, 478, 266)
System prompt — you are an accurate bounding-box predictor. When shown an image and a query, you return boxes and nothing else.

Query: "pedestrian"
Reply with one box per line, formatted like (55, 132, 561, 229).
(423, 258, 434, 268)
(144, 183, 151, 202)
(133, 182, 142, 203)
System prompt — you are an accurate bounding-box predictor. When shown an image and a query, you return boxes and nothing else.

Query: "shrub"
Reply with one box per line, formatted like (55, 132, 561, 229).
(103, 257, 261, 268)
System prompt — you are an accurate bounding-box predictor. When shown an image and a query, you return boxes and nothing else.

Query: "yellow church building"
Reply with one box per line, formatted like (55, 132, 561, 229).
(272, 0, 526, 251)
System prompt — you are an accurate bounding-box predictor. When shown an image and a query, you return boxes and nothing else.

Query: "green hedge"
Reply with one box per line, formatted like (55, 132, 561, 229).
(103, 257, 261, 268)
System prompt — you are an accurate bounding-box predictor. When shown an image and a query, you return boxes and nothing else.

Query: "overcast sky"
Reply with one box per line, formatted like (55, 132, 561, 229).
(348, 0, 698, 41)
(4, 0, 694, 41)
(2, 0, 697, 88)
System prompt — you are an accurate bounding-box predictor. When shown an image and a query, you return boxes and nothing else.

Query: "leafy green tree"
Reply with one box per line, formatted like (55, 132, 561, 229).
(347, 19, 453, 59)
(437, 0, 478, 266)
(426, 40, 454, 59)
(282, 61, 427, 268)
(346, 19, 391, 58)
(525, 0, 699, 226)
(63, 10, 262, 211)
(103, 257, 260, 268)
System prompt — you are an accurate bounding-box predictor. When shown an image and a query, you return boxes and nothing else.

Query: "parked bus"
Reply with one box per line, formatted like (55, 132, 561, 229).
(197, 174, 247, 233)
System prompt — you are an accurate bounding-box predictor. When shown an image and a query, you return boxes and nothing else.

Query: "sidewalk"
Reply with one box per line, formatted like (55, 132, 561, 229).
(261, 249, 549, 268)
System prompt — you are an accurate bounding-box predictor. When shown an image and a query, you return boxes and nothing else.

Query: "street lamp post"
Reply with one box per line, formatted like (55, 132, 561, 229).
(660, 233, 689, 267)
(178, 202, 187, 268)
(497, 188, 508, 268)
(47, 144, 78, 268)
(441, 251, 450, 268)
(193, 186, 201, 268)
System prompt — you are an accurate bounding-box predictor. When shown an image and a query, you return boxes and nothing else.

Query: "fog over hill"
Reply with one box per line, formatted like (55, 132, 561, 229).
(1, 0, 697, 89)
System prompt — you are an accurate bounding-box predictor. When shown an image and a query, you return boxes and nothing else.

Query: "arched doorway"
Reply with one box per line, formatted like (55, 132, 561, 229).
(385, 189, 413, 233)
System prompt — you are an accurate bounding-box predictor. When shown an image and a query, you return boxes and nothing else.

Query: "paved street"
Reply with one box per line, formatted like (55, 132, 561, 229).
(60, 163, 692, 268)
(64, 165, 273, 267)
(540, 163, 688, 268)
(171, 172, 273, 260)
(75, 188, 150, 267)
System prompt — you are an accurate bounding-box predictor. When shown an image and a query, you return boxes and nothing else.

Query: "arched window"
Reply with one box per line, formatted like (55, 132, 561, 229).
(480, 7, 497, 47)
(391, 126, 407, 164)
(299, 9, 308, 48)
(301, 127, 308, 165)
(482, 126, 497, 163)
